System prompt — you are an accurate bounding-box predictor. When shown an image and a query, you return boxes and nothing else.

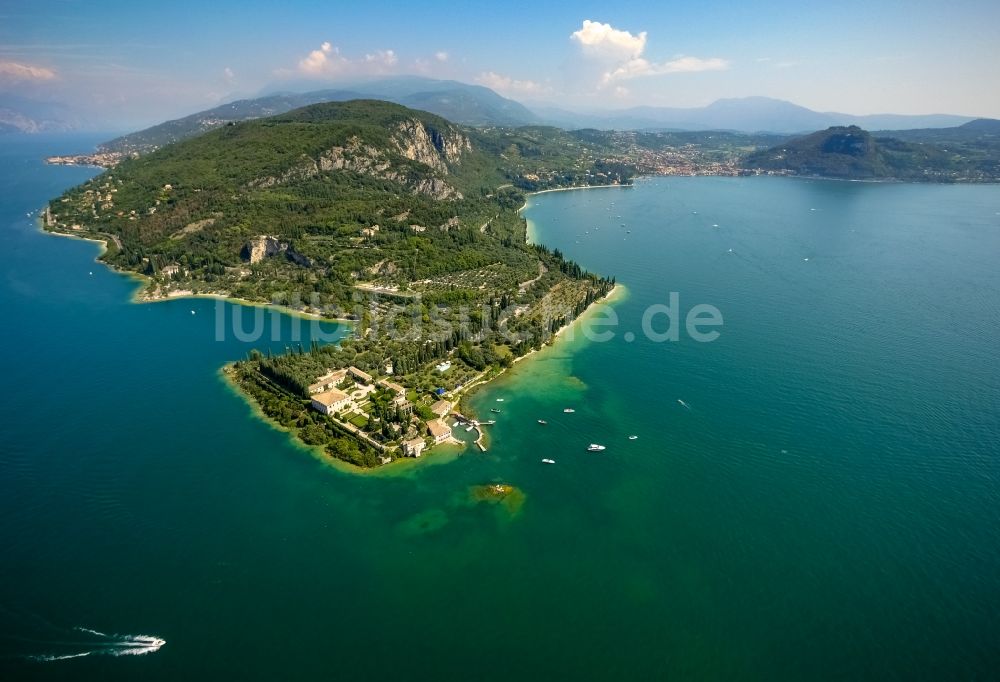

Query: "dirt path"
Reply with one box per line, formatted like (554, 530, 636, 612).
(517, 261, 547, 293)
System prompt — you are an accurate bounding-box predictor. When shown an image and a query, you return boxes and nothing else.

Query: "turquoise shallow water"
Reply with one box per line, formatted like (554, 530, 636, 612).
(1, 136, 999, 679)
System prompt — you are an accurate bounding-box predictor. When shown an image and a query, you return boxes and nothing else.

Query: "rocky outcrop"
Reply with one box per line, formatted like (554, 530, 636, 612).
(439, 216, 461, 231)
(317, 137, 392, 175)
(241, 236, 313, 267)
(411, 177, 461, 200)
(249, 118, 468, 200)
(392, 120, 470, 171)
(367, 260, 397, 277)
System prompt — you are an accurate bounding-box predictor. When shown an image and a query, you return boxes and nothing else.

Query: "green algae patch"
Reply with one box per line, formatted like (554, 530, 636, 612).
(397, 508, 450, 536)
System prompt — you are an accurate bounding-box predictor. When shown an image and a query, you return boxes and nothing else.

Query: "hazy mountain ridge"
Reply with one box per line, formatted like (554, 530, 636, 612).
(91, 77, 983, 155)
(99, 78, 539, 153)
(535, 97, 976, 134)
(0, 94, 82, 134)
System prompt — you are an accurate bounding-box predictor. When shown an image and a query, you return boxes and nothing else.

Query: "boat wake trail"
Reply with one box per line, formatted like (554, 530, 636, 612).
(0, 606, 164, 662)
(28, 629, 165, 662)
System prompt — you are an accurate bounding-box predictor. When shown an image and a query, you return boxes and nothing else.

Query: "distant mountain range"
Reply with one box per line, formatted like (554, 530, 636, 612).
(99, 77, 540, 152)
(533, 96, 975, 134)
(0, 94, 82, 134)
(8, 74, 987, 149)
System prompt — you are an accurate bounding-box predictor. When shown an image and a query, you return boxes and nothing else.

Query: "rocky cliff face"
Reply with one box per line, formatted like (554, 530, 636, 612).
(392, 119, 470, 172)
(241, 236, 312, 266)
(250, 118, 467, 200)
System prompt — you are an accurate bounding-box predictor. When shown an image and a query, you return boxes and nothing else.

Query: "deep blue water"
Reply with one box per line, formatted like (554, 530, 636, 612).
(1, 135, 999, 679)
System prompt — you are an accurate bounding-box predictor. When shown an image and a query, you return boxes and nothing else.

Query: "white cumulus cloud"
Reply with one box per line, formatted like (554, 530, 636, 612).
(0, 60, 57, 82)
(435, 51, 449, 62)
(298, 41, 340, 75)
(570, 20, 728, 88)
(475, 71, 549, 96)
(294, 42, 416, 78)
(571, 20, 646, 60)
(603, 55, 729, 84)
(364, 50, 398, 68)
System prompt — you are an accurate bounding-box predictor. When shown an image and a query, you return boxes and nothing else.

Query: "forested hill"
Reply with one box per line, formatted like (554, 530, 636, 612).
(742, 124, 1000, 181)
(98, 80, 540, 154)
(46, 99, 625, 314)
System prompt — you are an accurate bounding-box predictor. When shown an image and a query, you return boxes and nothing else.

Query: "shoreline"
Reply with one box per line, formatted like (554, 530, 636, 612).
(218, 365, 463, 478)
(39, 186, 626, 473)
(139, 290, 357, 324)
(455, 282, 627, 430)
(38, 217, 355, 324)
(526, 183, 632, 197)
(753, 171, 1000, 185)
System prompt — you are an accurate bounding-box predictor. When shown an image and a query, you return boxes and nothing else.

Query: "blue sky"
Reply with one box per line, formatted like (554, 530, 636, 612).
(2, 0, 999, 128)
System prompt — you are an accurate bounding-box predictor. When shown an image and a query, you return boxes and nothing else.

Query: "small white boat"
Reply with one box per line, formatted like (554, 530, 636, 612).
(496, 398, 504, 402)
(587, 444, 606, 452)
(491, 408, 501, 413)
(542, 458, 555, 464)
(628, 435, 638, 440)
(465, 424, 474, 432)
(190, 310, 196, 315)
(538, 419, 547, 425)
(563, 408, 575, 413)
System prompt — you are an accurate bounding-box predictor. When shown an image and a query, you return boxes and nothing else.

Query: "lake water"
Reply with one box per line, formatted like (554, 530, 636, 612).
(2, 135, 999, 679)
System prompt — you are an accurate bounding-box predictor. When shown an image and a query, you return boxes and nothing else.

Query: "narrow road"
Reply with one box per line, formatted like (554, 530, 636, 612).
(480, 213, 500, 233)
(518, 261, 547, 293)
